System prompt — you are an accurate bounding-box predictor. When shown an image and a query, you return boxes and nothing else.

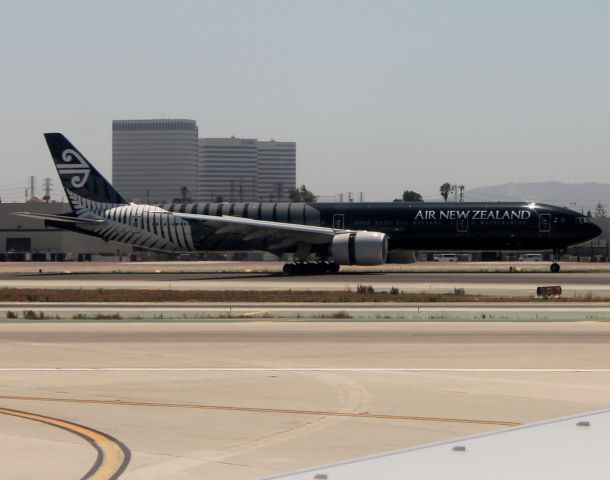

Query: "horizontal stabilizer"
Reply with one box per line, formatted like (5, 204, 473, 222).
(13, 212, 106, 225)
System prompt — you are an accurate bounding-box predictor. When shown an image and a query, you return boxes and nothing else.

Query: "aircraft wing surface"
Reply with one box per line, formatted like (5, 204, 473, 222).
(264, 409, 610, 479)
(174, 212, 341, 247)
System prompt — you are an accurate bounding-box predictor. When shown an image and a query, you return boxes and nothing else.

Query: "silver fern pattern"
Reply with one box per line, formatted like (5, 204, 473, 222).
(68, 191, 194, 252)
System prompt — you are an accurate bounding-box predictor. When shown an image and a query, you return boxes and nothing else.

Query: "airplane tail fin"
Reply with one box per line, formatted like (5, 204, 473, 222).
(44, 133, 128, 211)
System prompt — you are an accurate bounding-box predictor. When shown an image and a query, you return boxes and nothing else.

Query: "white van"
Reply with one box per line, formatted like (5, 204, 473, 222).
(518, 253, 543, 262)
(434, 253, 459, 262)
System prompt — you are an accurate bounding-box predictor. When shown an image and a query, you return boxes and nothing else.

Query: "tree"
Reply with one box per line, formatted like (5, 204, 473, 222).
(593, 202, 607, 218)
(439, 182, 452, 201)
(393, 190, 423, 202)
(289, 185, 317, 203)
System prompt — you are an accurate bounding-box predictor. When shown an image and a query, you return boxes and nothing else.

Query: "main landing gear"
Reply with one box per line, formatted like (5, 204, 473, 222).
(282, 261, 341, 275)
(550, 248, 564, 273)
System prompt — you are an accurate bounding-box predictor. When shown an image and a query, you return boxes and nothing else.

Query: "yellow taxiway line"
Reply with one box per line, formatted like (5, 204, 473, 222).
(0, 395, 519, 427)
(0, 407, 130, 480)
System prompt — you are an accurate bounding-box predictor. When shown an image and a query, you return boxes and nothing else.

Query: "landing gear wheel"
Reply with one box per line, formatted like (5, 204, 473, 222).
(303, 262, 318, 275)
(282, 261, 340, 275)
(550, 248, 563, 273)
(329, 263, 340, 274)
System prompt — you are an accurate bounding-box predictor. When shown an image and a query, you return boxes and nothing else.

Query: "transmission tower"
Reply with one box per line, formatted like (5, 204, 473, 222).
(29, 176, 36, 200)
(43, 177, 52, 202)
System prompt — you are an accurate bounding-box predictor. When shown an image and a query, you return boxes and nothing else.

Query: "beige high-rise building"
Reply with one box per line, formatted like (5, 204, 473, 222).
(256, 140, 296, 202)
(113, 119, 295, 203)
(198, 137, 296, 202)
(198, 137, 259, 202)
(112, 119, 199, 203)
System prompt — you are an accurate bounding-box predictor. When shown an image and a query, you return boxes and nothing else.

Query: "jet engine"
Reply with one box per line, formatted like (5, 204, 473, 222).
(330, 231, 388, 265)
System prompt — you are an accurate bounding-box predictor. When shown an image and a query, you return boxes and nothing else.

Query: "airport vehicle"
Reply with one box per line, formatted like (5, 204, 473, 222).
(433, 253, 459, 262)
(16, 133, 601, 274)
(519, 253, 544, 261)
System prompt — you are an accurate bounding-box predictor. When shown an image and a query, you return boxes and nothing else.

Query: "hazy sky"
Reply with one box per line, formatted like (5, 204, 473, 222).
(1, 0, 609, 202)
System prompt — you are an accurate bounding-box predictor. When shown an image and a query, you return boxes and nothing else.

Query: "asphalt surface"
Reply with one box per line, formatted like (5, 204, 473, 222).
(1, 261, 609, 478)
(2, 322, 610, 479)
(2, 325, 610, 344)
(3, 270, 610, 285)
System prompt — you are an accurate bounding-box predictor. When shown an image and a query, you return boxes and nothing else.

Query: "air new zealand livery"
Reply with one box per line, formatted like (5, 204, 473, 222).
(16, 133, 601, 274)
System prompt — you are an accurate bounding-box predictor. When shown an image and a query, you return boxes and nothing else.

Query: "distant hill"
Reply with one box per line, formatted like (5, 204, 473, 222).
(457, 182, 610, 212)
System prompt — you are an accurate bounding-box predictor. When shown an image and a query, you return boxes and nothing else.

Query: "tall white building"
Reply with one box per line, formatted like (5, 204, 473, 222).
(257, 140, 297, 202)
(112, 119, 199, 203)
(198, 137, 259, 202)
(113, 118, 296, 203)
(198, 137, 296, 202)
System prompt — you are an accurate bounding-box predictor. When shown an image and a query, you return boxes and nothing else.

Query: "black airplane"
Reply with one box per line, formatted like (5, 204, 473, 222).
(16, 133, 601, 274)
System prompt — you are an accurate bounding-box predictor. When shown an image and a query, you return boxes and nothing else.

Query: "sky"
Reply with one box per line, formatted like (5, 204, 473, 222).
(1, 0, 609, 202)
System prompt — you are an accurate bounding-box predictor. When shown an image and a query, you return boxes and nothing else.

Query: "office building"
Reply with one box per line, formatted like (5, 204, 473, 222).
(198, 137, 296, 202)
(257, 140, 296, 202)
(113, 118, 296, 203)
(198, 137, 259, 202)
(112, 119, 199, 203)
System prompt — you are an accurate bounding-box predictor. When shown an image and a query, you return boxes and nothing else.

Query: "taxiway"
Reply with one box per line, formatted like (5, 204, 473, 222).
(1, 321, 610, 479)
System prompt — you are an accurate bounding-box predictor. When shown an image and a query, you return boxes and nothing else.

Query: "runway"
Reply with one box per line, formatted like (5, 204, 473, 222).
(2, 271, 610, 296)
(6, 270, 610, 284)
(2, 322, 610, 479)
(3, 323, 610, 343)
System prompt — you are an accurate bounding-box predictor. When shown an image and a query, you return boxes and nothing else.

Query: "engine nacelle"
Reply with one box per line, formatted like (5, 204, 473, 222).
(330, 231, 388, 265)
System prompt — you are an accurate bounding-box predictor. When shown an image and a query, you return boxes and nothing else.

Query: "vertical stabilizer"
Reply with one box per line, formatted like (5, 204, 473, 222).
(44, 133, 128, 211)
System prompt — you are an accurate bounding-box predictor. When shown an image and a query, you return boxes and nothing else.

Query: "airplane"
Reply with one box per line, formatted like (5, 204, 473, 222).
(15, 133, 602, 274)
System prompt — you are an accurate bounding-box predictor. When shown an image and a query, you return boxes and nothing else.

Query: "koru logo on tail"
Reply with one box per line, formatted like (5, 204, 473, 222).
(57, 149, 90, 188)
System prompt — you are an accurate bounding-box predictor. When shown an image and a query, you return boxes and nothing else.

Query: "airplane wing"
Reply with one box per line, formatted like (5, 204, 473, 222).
(173, 212, 340, 248)
(13, 212, 106, 225)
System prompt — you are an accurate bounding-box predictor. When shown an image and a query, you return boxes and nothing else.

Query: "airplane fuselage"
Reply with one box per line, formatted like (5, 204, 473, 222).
(149, 201, 599, 254)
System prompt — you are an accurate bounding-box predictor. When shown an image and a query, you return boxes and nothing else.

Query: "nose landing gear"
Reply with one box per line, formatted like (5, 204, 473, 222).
(550, 248, 564, 273)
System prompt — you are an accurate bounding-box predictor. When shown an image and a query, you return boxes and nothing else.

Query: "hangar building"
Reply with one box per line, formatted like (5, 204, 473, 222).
(0, 203, 131, 259)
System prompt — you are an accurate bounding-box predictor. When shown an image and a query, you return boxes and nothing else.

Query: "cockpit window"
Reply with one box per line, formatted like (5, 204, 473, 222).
(575, 217, 590, 224)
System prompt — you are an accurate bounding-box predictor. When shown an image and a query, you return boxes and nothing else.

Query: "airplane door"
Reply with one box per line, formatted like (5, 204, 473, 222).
(333, 214, 345, 229)
(130, 216, 142, 233)
(457, 217, 468, 233)
(539, 214, 551, 232)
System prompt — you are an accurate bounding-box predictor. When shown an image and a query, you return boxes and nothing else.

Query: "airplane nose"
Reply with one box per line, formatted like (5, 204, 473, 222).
(590, 222, 603, 238)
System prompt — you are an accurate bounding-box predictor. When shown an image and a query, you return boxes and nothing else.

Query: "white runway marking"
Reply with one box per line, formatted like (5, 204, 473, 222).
(0, 368, 610, 373)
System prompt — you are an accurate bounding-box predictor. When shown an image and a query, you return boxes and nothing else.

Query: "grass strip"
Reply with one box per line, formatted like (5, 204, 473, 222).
(0, 288, 606, 303)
